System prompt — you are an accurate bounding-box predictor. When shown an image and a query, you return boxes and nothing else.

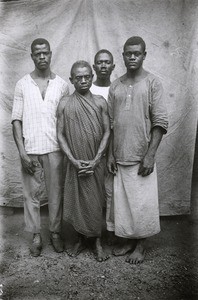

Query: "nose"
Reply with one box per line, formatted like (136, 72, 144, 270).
(81, 76, 86, 83)
(130, 54, 136, 59)
(40, 53, 44, 59)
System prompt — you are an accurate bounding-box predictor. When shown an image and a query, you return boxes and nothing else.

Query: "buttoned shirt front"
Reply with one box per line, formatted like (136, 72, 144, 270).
(12, 74, 69, 154)
(108, 73, 168, 164)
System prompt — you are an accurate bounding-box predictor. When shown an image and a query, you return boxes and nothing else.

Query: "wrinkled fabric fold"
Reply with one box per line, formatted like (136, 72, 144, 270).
(63, 92, 105, 237)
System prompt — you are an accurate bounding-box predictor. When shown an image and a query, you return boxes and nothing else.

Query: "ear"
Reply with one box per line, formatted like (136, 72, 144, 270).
(31, 53, 33, 60)
(93, 64, 96, 71)
(112, 64, 115, 71)
(143, 51, 147, 60)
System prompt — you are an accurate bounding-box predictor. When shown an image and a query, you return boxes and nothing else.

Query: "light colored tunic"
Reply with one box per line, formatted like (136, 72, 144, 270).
(107, 72, 168, 238)
(108, 73, 168, 164)
(12, 74, 69, 154)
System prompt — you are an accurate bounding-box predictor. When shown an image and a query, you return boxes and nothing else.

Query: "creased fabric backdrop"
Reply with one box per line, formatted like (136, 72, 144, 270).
(0, 0, 197, 215)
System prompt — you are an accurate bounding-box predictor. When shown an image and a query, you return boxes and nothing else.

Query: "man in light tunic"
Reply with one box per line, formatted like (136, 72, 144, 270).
(107, 36, 168, 264)
(12, 38, 69, 256)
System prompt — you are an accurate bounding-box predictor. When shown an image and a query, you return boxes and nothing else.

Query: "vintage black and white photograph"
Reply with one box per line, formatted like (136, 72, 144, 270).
(0, 0, 198, 299)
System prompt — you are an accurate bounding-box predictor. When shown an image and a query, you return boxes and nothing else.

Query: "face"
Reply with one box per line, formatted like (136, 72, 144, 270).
(93, 53, 115, 79)
(31, 44, 52, 70)
(122, 44, 146, 71)
(70, 66, 93, 95)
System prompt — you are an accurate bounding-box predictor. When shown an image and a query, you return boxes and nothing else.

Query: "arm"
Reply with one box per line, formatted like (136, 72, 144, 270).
(107, 130, 117, 175)
(138, 78, 168, 177)
(107, 84, 117, 175)
(12, 120, 36, 175)
(138, 126, 164, 177)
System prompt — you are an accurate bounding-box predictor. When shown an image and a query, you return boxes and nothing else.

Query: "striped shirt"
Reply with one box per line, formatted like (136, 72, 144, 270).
(12, 74, 69, 154)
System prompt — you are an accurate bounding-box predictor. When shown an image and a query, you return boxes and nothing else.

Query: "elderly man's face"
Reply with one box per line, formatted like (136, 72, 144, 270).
(70, 66, 93, 95)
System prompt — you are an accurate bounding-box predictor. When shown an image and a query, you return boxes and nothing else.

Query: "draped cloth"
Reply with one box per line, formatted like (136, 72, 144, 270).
(62, 91, 106, 237)
(107, 164, 160, 238)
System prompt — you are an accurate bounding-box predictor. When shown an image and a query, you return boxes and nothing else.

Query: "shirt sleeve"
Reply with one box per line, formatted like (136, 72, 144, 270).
(61, 82, 69, 97)
(11, 80, 24, 123)
(150, 78, 168, 134)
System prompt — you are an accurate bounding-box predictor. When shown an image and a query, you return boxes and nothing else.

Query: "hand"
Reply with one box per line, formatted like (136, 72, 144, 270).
(77, 159, 97, 177)
(107, 155, 117, 175)
(20, 154, 37, 175)
(138, 155, 155, 177)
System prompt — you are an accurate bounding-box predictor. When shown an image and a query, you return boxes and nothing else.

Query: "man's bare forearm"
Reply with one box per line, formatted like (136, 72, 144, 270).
(12, 120, 26, 157)
(145, 126, 164, 159)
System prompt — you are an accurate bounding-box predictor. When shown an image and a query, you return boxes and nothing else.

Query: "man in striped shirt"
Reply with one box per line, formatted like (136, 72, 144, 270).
(12, 38, 69, 257)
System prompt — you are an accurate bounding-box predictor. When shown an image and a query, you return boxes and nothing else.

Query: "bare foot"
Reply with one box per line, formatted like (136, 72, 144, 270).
(125, 240, 146, 264)
(66, 239, 85, 257)
(113, 240, 135, 256)
(95, 238, 109, 262)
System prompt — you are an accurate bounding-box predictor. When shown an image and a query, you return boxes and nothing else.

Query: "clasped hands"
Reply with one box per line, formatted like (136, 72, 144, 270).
(73, 159, 97, 177)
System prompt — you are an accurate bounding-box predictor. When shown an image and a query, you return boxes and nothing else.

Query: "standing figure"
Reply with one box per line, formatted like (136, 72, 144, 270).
(12, 38, 69, 256)
(90, 49, 115, 101)
(107, 36, 168, 264)
(57, 61, 110, 262)
(90, 49, 115, 240)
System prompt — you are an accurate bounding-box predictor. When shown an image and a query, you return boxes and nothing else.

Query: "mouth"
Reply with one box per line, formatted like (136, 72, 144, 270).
(80, 85, 89, 89)
(39, 62, 47, 65)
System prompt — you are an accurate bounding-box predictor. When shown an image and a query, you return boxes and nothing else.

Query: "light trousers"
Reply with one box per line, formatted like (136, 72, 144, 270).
(22, 151, 63, 233)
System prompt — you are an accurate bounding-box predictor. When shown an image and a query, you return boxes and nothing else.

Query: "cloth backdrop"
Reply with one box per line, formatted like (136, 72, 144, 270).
(0, 0, 197, 215)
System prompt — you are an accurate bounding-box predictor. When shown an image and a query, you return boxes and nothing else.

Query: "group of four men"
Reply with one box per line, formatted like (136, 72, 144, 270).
(12, 36, 168, 264)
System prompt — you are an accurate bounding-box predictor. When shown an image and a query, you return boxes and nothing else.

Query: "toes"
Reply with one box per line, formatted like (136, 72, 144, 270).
(96, 255, 109, 262)
(97, 257, 103, 262)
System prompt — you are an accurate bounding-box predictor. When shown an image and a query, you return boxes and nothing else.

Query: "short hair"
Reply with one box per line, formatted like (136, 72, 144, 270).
(94, 49, 114, 64)
(31, 38, 50, 52)
(70, 60, 93, 77)
(123, 36, 146, 53)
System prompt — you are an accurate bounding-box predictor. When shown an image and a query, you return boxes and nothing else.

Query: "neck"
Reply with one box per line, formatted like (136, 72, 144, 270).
(94, 78, 111, 87)
(126, 66, 144, 79)
(33, 68, 52, 79)
(77, 90, 91, 98)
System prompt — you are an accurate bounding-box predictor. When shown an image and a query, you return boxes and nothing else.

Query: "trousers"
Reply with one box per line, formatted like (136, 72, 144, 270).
(22, 151, 63, 233)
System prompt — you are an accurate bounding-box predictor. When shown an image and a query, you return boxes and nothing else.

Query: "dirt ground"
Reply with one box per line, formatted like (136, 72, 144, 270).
(0, 207, 198, 300)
